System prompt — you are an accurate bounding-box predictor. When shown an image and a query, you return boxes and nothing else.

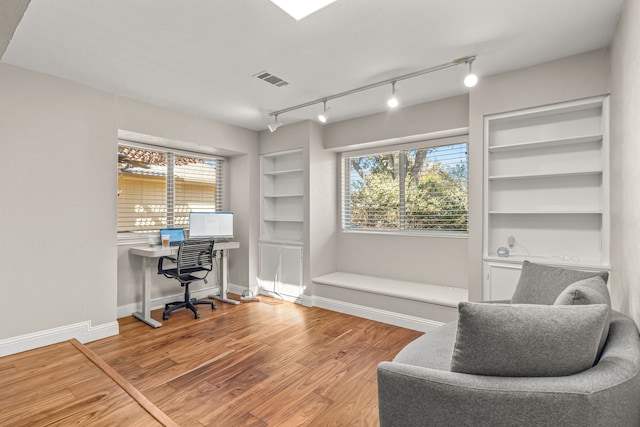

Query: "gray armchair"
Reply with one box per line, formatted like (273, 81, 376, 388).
(378, 311, 640, 426)
(377, 262, 640, 426)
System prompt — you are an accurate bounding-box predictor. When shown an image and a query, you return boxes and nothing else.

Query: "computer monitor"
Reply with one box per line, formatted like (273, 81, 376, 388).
(189, 212, 234, 239)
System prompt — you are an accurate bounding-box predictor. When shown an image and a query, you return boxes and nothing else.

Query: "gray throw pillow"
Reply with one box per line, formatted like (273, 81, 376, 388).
(554, 276, 611, 361)
(450, 302, 609, 377)
(510, 261, 609, 305)
(554, 276, 611, 306)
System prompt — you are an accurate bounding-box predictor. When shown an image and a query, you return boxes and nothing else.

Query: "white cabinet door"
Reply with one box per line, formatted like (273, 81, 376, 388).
(259, 243, 303, 299)
(483, 262, 522, 301)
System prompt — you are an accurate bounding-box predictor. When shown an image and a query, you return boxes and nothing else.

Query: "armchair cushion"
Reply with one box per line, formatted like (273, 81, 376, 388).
(450, 302, 609, 377)
(554, 276, 611, 306)
(510, 261, 609, 305)
(554, 276, 611, 359)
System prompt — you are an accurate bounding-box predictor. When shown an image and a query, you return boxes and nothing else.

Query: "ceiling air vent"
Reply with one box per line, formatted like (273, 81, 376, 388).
(254, 71, 289, 87)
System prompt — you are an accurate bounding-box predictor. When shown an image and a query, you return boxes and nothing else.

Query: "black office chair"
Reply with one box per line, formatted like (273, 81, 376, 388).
(157, 238, 216, 320)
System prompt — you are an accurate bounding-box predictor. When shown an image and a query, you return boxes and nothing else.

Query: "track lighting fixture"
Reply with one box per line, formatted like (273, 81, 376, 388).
(266, 55, 477, 132)
(268, 114, 284, 132)
(387, 82, 399, 108)
(318, 101, 329, 123)
(464, 57, 478, 88)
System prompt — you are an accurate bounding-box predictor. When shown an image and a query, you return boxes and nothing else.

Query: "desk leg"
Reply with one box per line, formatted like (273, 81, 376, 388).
(210, 249, 240, 305)
(133, 256, 162, 328)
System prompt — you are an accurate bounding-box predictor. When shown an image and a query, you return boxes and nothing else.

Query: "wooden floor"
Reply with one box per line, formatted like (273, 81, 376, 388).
(0, 339, 166, 426)
(1, 295, 422, 426)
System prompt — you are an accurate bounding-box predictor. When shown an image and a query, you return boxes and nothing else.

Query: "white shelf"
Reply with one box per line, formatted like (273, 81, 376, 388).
(263, 193, 304, 198)
(489, 169, 602, 181)
(483, 255, 610, 271)
(263, 168, 303, 176)
(260, 149, 305, 300)
(263, 218, 303, 223)
(259, 238, 303, 246)
(489, 134, 602, 152)
(483, 96, 610, 301)
(489, 209, 602, 215)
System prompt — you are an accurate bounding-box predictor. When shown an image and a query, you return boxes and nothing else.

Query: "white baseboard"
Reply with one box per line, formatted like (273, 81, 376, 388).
(117, 285, 222, 318)
(258, 289, 302, 304)
(0, 320, 119, 357)
(227, 283, 249, 297)
(116, 283, 441, 334)
(309, 296, 443, 333)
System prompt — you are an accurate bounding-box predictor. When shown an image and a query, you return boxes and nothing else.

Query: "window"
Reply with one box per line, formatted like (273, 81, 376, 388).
(117, 143, 225, 234)
(342, 137, 468, 234)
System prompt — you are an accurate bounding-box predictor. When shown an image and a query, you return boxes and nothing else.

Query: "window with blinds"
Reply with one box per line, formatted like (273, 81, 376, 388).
(342, 138, 468, 234)
(117, 143, 225, 234)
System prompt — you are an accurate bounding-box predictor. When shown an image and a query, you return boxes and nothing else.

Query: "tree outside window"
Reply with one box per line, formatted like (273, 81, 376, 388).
(343, 142, 468, 233)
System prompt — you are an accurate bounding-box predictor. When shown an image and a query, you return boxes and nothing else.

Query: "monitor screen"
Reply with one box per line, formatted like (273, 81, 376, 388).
(159, 228, 185, 244)
(189, 212, 234, 239)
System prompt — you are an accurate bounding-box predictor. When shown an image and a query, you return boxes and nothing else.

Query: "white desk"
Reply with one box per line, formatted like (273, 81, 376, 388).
(130, 241, 240, 328)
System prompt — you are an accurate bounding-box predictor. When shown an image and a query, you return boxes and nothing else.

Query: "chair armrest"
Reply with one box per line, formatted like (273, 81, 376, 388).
(157, 256, 177, 274)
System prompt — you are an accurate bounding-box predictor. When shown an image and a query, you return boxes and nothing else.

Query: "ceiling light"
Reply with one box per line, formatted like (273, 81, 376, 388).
(266, 55, 476, 131)
(318, 101, 329, 123)
(270, 0, 338, 20)
(387, 82, 399, 108)
(268, 115, 283, 132)
(464, 57, 478, 88)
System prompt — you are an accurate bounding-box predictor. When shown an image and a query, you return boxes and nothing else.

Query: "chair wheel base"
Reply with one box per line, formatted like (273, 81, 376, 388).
(162, 298, 214, 321)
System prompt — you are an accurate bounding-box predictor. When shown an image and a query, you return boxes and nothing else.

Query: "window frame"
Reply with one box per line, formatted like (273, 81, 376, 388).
(340, 134, 469, 238)
(117, 140, 226, 242)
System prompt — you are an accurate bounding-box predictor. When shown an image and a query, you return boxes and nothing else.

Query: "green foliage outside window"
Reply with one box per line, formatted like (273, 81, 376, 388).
(344, 143, 468, 233)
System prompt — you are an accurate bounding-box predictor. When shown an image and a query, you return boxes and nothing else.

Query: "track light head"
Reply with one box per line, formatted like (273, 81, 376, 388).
(318, 101, 329, 123)
(268, 115, 284, 132)
(387, 82, 399, 108)
(464, 57, 478, 88)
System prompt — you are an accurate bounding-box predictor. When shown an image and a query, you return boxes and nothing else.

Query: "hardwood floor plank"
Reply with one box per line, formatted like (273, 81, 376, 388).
(168, 342, 271, 390)
(70, 339, 180, 427)
(0, 389, 78, 426)
(308, 377, 380, 427)
(2, 296, 425, 426)
(196, 362, 313, 426)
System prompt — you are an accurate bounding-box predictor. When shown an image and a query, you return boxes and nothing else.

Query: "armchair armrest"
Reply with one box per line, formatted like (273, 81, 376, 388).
(377, 362, 594, 426)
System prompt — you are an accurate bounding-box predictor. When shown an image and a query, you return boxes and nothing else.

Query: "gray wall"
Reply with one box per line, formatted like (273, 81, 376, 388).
(0, 1, 30, 59)
(115, 97, 258, 310)
(325, 95, 471, 288)
(0, 63, 117, 338)
(467, 48, 611, 302)
(263, 50, 613, 317)
(610, 0, 640, 327)
(4, 15, 638, 345)
(307, 121, 338, 289)
(258, 121, 338, 296)
(0, 62, 258, 341)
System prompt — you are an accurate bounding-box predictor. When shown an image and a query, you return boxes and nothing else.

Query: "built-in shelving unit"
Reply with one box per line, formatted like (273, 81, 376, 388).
(482, 96, 610, 300)
(259, 149, 304, 300)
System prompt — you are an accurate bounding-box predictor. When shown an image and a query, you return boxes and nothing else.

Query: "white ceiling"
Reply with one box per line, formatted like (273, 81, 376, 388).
(1, 0, 625, 131)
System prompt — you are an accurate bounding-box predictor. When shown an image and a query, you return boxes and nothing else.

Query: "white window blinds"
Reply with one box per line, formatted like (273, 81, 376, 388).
(117, 143, 225, 233)
(342, 138, 468, 234)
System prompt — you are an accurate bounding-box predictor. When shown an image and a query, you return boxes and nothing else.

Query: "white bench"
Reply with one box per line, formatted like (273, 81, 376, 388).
(312, 272, 468, 308)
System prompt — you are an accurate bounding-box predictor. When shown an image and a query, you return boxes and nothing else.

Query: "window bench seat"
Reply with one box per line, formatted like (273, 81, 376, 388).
(312, 272, 468, 309)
